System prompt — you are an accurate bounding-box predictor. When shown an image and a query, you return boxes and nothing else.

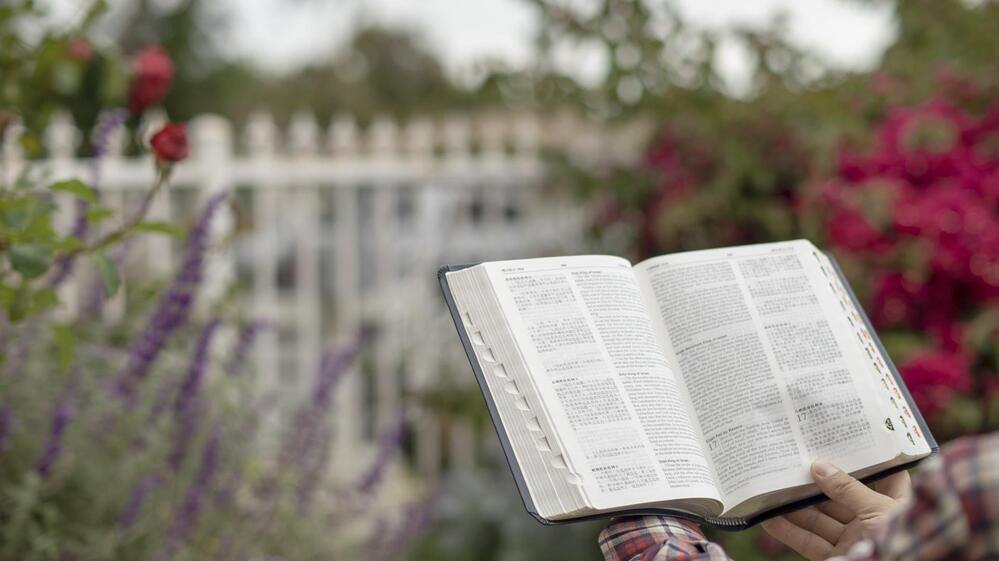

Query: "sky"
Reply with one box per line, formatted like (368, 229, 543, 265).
(50, 0, 897, 93)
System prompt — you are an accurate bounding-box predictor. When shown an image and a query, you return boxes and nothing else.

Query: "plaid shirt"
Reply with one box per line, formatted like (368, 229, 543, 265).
(599, 432, 999, 561)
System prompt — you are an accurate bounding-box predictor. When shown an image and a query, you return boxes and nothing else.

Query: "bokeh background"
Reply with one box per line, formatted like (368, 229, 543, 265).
(0, 1, 996, 560)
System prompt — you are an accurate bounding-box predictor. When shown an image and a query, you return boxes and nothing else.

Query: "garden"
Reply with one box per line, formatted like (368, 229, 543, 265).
(1, 0, 996, 560)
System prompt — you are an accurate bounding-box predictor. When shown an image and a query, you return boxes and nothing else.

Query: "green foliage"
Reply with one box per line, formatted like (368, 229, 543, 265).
(1, 7, 415, 561)
(92, 251, 119, 297)
(50, 179, 97, 204)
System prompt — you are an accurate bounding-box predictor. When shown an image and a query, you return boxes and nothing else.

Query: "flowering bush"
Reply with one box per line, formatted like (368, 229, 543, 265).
(816, 95, 998, 436)
(0, 5, 421, 560)
(586, 77, 997, 444)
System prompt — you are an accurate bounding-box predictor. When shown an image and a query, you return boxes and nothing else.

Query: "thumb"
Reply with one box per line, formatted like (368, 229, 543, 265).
(811, 461, 895, 518)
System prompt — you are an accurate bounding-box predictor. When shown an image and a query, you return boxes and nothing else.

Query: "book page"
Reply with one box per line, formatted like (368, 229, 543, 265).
(483, 256, 720, 511)
(634, 241, 902, 510)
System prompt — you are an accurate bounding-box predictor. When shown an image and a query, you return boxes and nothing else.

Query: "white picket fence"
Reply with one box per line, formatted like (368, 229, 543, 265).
(1, 109, 653, 481)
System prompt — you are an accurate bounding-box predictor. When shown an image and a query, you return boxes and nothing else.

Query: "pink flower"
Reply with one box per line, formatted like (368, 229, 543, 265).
(934, 65, 978, 104)
(877, 99, 970, 154)
(870, 272, 923, 328)
(66, 37, 93, 63)
(898, 349, 972, 419)
(921, 273, 962, 331)
(926, 320, 964, 353)
(871, 72, 898, 97)
(868, 99, 974, 188)
(837, 149, 873, 183)
(893, 185, 995, 280)
(825, 207, 891, 254)
(968, 225, 999, 302)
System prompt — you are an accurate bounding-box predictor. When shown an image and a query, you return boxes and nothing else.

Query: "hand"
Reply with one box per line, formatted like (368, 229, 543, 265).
(761, 461, 912, 561)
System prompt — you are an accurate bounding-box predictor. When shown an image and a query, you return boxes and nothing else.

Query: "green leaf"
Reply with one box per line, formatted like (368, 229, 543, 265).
(51, 324, 75, 372)
(93, 251, 119, 297)
(18, 131, 42, 158)
(6, 283, 30, 322)
(31, 287, 58, 313)
(53, 61, 82, 95)
(3, 200, 34, 231)
(82, 0, 109, 27)
(50, 179, 97, 203)
(12, 167, 32, 190)
(55, 235, 84, 252)
(86, 206, 114, 224)
(8, 243, 53, 278)
(0, 282, 14, 311)
(133, 221, 184, 238)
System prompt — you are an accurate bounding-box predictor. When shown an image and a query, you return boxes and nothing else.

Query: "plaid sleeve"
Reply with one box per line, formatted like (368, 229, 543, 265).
(864, 432, 999, 561)
(598, 516, 733, 561)
(600, 433, 999, 561)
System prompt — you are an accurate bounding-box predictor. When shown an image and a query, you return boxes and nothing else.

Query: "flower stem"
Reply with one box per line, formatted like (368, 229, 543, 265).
(63, 166, 173, 258)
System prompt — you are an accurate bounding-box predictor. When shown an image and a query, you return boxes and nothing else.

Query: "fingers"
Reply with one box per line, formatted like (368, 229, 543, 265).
(816, 499, 854, 524)
(784, 506, 845, 544)
(761, 515, 833, 561)
(811, 461, 896, 518)
(874, 470, 912, 502)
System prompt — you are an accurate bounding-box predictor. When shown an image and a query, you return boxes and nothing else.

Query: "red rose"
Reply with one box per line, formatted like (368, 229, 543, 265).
(150, 122, 189, 163)
(66, 37, 93, 63)
(128, 46, 175, 115)
(899, 349, 972, 419)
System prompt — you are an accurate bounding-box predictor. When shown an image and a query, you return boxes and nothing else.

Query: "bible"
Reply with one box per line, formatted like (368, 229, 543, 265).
(439, 240, 936, 529)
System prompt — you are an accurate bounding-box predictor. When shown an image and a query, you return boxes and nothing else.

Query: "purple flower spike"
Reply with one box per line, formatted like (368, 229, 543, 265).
(174, 319, 221, 416)
(114, 192, 229, 403)
(167, 426, 222, 549)
(35, 369, 80, 478)
(147, 376, 178, 424)
(90, 108, 128, 163)
(356, 416, 406, 495)
(369, 494, 436, 561)
(295, 426, 332, 512)
(119, 473, 161, 528)
(50, 108, 128, 288)
(168, 319, 221, 471)
(226, 319, 270, 376)
(279, 333, 365, 467)
(310, 329, 369, 415)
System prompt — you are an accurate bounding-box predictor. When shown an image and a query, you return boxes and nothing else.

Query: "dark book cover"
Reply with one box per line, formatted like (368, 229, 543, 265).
(437, 254, 938, 530)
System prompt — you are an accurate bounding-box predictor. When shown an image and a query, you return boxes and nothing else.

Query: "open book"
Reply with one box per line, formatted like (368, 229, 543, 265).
(439, 240, 936, 529)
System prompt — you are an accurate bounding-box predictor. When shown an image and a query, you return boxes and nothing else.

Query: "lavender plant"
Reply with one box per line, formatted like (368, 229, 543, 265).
(0, 4, 423, 561)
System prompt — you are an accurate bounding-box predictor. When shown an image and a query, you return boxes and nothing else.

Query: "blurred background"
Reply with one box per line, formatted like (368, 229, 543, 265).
(0, 0, 996, 560)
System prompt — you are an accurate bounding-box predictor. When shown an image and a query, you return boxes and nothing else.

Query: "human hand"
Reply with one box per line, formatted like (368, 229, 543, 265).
(761, 461, 912, 561)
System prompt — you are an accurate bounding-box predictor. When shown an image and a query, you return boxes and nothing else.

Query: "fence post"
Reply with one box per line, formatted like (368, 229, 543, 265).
(328, 114, 364, 468)
(189, 115, 235, 316)
(289, 112, 323, 400)
(367, 115, 403, 437)
(1, 118, 25, 186)
(401, 116, 443, 475)
(244, 111, 282, 431)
